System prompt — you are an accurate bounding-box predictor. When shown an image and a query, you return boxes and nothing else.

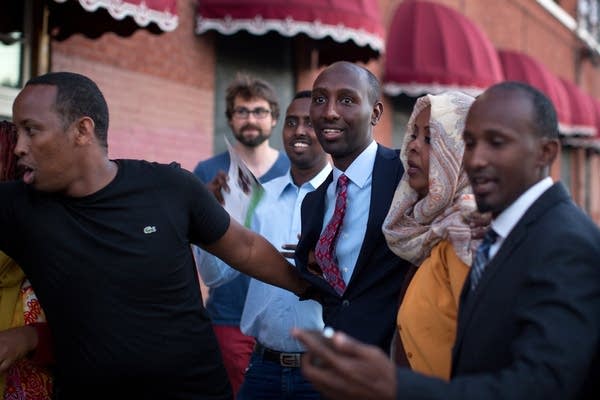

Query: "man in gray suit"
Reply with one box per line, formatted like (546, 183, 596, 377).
(293, 81, 600, 400)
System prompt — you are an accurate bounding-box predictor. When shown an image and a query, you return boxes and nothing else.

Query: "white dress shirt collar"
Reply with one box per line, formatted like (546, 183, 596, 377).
(332, 140, 377, 188)
(492, 176, 554, 241)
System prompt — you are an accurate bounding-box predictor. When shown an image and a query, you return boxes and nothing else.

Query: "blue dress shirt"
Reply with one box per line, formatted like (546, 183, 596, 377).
(197, 164, 331, 352)
(322, 140, 377, 285)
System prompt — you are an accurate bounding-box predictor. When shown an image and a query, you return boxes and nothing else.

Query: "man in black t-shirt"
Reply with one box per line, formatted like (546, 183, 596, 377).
(0, 72, 309, 399)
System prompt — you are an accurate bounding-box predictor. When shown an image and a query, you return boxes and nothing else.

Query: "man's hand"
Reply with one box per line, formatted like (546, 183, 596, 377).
(292, 328, 397, 400)
(206, 170, 230, 205)
(0, 326, 38, 372)
(463, 210, 492, 240)
(281, 243, 297, 259)
(305, 249, 323, 277)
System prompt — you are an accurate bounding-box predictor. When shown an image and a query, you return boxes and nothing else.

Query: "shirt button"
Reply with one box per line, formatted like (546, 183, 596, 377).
(342, 300, 350, 307)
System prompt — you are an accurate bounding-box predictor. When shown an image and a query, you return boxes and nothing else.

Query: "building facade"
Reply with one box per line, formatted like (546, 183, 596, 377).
(1, 0, 599, 222)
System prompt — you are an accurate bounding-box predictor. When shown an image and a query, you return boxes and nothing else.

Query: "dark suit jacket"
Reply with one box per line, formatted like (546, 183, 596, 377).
(295, 144, 410, 352)
(395, 182, 600, 399)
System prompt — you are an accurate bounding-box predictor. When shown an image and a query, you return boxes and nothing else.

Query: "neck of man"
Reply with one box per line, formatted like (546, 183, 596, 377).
(332, 137, 373, 172)
(290, 159, 328, 187)
(235, 140, 279, 179)
(65, 153, 117, 198)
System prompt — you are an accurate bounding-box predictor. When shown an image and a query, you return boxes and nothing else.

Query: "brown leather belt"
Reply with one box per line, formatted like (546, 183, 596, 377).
(254, 342, 303, 368)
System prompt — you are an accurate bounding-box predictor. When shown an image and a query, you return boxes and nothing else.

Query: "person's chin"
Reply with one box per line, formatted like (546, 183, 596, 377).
(475, 195, 495, 215)
(290, 156, 312, 169)
(320, 140, 345, 155)
(241, 136, 268, 148)
(30, 181, 48, 192)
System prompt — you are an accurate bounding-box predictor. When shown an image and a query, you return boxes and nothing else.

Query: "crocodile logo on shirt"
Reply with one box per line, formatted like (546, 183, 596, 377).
(143, 226, 157, 234)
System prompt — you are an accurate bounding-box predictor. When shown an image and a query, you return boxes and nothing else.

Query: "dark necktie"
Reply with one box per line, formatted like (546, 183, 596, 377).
(314, 174, 349, 295)
(470, 229, 499, 291)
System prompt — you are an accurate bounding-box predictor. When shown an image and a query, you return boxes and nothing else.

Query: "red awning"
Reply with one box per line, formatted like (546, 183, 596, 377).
(196, 0, 384, 54)
(497, 50, 571, 133)
(594, 99, 600, 139)
(559, 78, 597, 137)
(561, 96, 600, 150)
(383, 0, 503, 97)
(49, 0, 177, 40)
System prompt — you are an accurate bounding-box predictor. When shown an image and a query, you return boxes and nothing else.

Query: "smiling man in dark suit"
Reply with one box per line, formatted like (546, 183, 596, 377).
(294, 61, 410, 352)
(293, 81, 600, 400)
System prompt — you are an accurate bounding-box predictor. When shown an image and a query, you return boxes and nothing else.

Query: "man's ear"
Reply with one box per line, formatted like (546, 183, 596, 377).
(538, 137, 560, 168)
(371, 101, 384, 126)
(74, 116, 96, 145)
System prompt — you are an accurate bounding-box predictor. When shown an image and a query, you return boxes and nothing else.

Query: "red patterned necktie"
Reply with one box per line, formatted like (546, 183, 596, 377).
(314, 174, 349, 295)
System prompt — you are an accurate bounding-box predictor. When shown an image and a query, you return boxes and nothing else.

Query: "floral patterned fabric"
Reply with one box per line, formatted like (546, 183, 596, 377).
(382, 91, 478, 266)
(4, 280, 52, 400)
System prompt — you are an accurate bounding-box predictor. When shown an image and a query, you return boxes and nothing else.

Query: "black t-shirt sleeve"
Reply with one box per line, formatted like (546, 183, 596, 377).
(171, 164, 231, 246)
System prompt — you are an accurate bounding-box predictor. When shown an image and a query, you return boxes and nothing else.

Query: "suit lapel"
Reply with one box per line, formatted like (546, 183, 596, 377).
(298, 173, 339, 296)
(306, 173, 331, 241)
(453, 183, 571, 367)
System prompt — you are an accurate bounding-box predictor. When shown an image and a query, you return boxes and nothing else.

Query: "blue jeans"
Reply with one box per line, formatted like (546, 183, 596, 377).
(236, 352, 321, 400)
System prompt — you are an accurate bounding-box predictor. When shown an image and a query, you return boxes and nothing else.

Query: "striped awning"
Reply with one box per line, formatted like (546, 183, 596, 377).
(196, 0, 384, 55)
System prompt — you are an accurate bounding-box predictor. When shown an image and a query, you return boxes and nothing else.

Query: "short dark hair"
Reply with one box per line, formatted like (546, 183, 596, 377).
(362, 66, 382, 105)
(225, 73, 280, 121)
(490, 81, 559, 139)
(26, 72, 110, 148)
(326, 62, 381, 105)
(293, 90, 312, 100)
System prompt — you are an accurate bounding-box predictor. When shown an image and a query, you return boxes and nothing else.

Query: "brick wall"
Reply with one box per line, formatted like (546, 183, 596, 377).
(46, 0, 600, 223)
(51, 0, 216, 171)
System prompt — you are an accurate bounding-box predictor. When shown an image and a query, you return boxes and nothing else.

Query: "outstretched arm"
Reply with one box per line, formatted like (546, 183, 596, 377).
(194, 246, 240, 288)
(203, 218, 310, 297)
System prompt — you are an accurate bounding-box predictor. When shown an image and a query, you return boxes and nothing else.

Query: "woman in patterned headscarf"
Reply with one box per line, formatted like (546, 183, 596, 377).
(382, 91, 479, 380)
(0, 120, 53, 399)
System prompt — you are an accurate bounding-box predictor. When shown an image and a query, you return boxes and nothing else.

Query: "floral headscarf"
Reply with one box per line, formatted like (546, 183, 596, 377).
(382, 91, 477, 266)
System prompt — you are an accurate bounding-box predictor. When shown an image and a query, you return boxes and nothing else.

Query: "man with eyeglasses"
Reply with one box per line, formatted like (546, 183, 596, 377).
(193, 73, 290, 396)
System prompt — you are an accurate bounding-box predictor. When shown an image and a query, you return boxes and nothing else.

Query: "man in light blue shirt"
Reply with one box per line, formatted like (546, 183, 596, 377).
(197, 91, 331, 399)
(193, 74, 289, 395)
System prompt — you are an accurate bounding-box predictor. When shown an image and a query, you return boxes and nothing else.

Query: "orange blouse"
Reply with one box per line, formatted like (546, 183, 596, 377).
(397, 240, 469, 380)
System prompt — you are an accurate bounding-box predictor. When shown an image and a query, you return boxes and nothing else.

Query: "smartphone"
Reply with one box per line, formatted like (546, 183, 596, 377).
(304, 327, 335, 367)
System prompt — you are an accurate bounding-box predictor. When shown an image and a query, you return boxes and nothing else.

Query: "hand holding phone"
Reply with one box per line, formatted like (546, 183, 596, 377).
(303, 327, 336, 367)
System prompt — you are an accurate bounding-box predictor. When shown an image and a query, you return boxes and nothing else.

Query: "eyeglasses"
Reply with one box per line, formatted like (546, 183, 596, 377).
(232, 107, 271, 120)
